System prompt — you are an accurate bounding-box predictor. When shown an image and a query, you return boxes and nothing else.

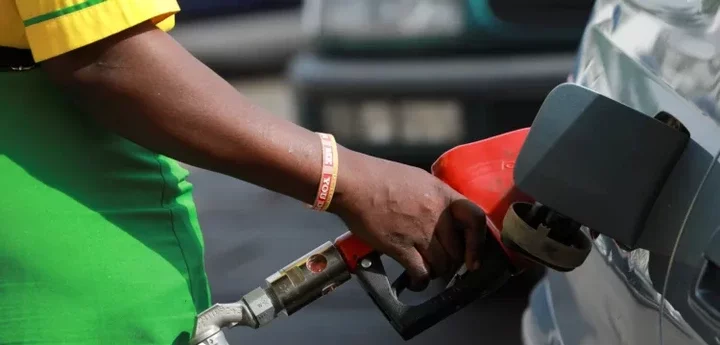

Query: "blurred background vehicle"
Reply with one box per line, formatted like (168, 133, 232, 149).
(522, 1, 720, 345)
(176, 0, 302, 19)
(289, 0, 593, 166)
(173, 0, 304, 75)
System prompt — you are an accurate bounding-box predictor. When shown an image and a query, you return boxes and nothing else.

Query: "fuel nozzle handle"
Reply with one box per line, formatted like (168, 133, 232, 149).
(346, 230, 513, 340)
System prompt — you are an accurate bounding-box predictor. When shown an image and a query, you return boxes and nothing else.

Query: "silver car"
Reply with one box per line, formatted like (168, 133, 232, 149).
(522, 0, 720, 344)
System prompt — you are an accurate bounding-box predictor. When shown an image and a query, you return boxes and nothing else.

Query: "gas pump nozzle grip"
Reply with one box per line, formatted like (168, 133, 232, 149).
(332, 229, 513, 341)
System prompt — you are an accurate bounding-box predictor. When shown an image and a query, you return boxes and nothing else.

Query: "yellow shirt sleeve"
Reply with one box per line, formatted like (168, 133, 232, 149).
(15, 0, 180, 62)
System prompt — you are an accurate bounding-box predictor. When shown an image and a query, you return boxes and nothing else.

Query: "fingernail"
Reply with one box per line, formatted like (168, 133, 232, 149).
(472, 261, 481, 271)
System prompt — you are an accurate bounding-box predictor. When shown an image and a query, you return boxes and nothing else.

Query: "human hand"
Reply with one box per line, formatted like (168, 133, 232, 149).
(329, 150, 488, 290)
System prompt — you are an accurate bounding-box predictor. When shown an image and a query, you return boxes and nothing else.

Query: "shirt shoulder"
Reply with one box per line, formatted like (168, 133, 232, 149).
(15, 0, 180, 62)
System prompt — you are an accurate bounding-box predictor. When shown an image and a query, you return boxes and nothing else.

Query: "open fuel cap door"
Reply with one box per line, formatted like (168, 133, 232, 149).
(512, 83, 689, 249)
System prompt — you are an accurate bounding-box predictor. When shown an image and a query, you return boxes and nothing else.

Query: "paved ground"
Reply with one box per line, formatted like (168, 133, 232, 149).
(181, 76, 539, 345)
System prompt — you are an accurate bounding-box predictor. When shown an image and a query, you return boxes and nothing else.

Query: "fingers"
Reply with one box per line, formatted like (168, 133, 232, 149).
(449, 199, 487, 271)
(418, 208, 463, 282)
(416, 234, 451, 281)
(435, 208, 464, 269)
(463, 225, 484, 271)
(395, 248, 432, 291)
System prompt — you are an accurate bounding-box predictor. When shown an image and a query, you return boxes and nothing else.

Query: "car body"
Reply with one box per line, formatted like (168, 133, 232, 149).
(522, 0, 720, 344)
(289, 0, 593, 165)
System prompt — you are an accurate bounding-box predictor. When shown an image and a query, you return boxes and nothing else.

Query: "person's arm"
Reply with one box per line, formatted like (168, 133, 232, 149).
(42, 21, 486, 287)
(42, 21, 350, 208)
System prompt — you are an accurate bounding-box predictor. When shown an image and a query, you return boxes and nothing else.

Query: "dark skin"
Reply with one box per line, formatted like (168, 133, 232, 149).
(42, 20, 487, 289)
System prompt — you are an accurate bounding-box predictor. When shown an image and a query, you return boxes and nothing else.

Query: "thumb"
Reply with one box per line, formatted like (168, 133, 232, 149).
(449, 198, 487, 271)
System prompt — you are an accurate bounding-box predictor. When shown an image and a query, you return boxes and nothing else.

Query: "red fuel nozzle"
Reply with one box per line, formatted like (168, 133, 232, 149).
(430, 128, 537, 271)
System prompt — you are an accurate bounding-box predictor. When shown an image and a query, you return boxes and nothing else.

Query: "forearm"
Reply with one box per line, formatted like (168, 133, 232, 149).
(42, 22, 359, 207)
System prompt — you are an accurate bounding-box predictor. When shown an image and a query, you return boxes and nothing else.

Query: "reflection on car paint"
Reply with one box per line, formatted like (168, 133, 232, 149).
(593, 234, 694, 337)
(525, 280, 566, 345)
(582, 0, 720, 130)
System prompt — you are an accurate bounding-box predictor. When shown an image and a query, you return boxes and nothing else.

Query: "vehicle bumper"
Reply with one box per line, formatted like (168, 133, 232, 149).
(289, 51, 576, 98)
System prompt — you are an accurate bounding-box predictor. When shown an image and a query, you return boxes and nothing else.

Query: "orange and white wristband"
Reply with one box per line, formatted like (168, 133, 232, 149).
(311, 132, 339, 211)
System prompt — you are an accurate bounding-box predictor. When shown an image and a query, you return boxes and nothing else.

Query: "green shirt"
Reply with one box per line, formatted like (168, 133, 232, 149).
(0, 69, 210, 344)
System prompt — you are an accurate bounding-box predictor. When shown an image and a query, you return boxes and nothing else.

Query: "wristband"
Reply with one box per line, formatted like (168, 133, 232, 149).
(311, 132, 339, 211)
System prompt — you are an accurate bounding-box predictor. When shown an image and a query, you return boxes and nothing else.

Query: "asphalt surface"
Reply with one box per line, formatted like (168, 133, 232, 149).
(180, 77, 539, 345)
